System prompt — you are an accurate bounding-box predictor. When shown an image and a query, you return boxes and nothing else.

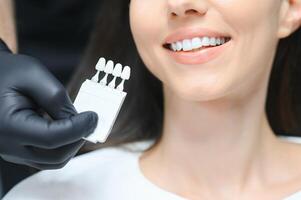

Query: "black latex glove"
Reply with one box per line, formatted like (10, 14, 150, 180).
(0, 39, 98, 170)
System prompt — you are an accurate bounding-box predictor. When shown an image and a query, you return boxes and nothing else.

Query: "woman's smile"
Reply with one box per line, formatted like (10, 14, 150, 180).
(162, 27, 232, 65)
(163, 36, 232, 65)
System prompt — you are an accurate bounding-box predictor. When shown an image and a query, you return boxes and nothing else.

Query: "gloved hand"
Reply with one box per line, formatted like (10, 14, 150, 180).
(0, 39, 98, 170)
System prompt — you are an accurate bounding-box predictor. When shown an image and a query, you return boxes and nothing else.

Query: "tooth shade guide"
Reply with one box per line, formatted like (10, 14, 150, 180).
(101, 75, 123, 88)
(96, 57, 106, 71)
(104, 60, 114, 73)
(108, 63, 123, 89)
(100, 60, 114, 85)
(113, 63, 122, 77)
(91, 71, 100, 82)
(89, 57, 131, 89)
(74, 56, 132, 143)
(121, 66, 131, 80)
(116, 66, 131, 91)
(92, 58, 107, 82)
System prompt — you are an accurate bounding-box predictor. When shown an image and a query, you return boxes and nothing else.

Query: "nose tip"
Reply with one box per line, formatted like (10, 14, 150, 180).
(168, 1, 208, 18)
(171, 8, 202, 17)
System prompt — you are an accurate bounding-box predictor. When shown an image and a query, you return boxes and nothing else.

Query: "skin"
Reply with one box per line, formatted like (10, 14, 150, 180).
(130, 0, 301, 199)
(0, 0, 17, 52)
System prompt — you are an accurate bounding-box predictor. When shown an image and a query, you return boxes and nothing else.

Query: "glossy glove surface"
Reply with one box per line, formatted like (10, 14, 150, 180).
(0, 40, 98, 169)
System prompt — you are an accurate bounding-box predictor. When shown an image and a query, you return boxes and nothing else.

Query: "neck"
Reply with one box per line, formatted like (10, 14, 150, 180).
(145, 77, 284, 197)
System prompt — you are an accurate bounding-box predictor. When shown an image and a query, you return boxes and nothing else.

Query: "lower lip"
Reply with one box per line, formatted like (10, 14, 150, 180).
(165, 40, 231, 65)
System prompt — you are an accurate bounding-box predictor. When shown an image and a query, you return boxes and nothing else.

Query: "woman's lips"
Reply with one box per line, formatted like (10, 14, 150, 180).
(164, 40, 232, 65)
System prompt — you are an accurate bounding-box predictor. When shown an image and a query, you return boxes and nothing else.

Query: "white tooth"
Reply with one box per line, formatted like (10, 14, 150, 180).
(171, 43, 177, 51)
(220, 38, 225, 44)
(191, 37, 202, 49)
(182, 39, 192, 51)
(209, 37, 217, 46)
(176, 41, 182, 51)
(216, 38, 221, 45)
(202, 37, 210, 46)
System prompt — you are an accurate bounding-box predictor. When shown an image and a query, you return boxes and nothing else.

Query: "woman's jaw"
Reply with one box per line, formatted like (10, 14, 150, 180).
(129, 0, 283, 103)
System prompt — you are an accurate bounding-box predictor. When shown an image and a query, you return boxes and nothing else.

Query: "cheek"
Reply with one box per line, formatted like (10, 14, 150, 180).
(205, 0, 281, 97)
(130, 0, 167, 81)
(130, 1, 159, 39)
(217, 0, 280, 35)
(222, 0, 280, 55)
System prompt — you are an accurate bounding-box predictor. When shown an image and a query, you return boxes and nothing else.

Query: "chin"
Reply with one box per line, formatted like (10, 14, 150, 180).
(167, 82, 227, 102)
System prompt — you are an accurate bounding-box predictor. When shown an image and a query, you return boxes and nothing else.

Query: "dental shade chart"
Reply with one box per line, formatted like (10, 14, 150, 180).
(73, 57, 131, 143)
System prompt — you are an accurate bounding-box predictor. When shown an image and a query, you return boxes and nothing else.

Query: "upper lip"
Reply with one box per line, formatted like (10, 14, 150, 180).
(164, 27, 231, 44)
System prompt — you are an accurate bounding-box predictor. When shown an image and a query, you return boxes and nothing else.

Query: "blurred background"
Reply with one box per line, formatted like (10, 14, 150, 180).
(0, 0, 101, 195)
(2, 0, 301, 198)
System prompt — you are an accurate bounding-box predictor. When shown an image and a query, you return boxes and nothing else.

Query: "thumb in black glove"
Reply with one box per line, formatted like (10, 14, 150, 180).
(0, 39, 98, 170)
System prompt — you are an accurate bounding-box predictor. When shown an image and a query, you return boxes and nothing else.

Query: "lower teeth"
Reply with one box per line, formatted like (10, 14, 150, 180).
(191, 46, 212, 52)
(182, 44, 222, 52)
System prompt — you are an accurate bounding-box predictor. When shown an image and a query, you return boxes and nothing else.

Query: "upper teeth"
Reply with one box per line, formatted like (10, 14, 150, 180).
(170, 37, 227, 52)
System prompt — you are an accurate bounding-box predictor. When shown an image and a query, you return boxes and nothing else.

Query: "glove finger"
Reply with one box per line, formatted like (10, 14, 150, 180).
(27, 159, 71, 170)
(23, 111, 98, 149)
(2, 155, 70, 170)
(1, 155, 30, 166)
(24, 140, 85, 164)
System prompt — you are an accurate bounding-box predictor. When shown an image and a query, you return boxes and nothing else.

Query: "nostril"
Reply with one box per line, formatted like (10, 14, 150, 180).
(185, 9, 198, 15)
(171, 9, 204, 18)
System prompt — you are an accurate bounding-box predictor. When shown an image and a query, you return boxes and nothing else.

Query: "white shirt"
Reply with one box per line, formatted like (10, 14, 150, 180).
(3, 136, 301, 200)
